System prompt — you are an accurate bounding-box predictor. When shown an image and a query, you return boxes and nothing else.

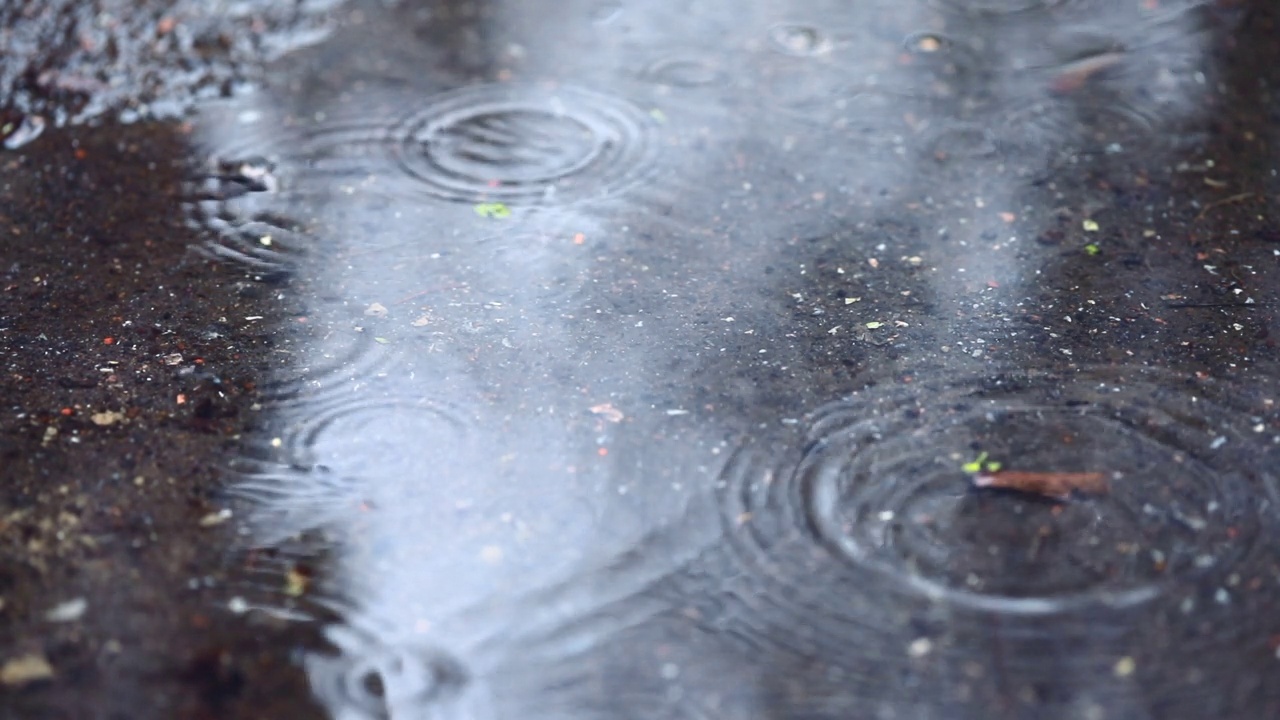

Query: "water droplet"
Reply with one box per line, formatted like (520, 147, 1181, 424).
(903, 31, 956, 56)
(641, 55, 725, 88)
(308, 625, 474, 719)
(768, 23, 831, 57)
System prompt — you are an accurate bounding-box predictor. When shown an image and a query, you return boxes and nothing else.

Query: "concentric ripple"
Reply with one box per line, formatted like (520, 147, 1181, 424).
(640, 55, 726, 88)
(688, 368, 1280, 712)
(929, 0, 1072, 16)
(721, 367, 1280, 617)
(923, 122, 1000, 161)
(190, 84, 658, 220)
(234, 394, 474, 544)
(391, 84, 658, 204)
(807, 369, 1280, 613)
(307, 624, 479, 720)
(767, 23, 832, 57)
(254, 329, 400, 407)
(183, 156, 305, 279)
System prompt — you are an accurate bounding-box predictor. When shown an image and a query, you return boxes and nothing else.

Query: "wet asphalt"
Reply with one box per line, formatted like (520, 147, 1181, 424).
(3, 1, 1280, 719)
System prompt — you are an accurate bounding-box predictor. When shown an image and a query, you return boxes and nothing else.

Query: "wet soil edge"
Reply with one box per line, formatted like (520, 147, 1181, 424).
(0, 123, 324, 720)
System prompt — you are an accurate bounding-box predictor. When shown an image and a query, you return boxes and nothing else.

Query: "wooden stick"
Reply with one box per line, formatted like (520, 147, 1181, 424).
(972, 470, 1109, 501)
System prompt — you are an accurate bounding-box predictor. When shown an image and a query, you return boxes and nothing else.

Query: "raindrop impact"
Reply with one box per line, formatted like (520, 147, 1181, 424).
(190, 84, 659, 216)
(183, 155, 303, 279)
(797, 369, 1271, 613)
(929, 0, 1071, 16)
(392, 84, 658, 204)
(234, 393, 474, 545)
(640, 55, 726, 89)
(695, 366, 1280, 710)
(767, 23, 832, 57)
(308, 625, 477, 720)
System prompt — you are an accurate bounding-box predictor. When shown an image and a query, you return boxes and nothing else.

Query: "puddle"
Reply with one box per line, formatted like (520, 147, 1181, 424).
(164, 0, 1280, 717)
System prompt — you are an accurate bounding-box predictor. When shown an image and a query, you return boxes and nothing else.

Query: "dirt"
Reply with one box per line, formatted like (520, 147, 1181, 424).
(0, 0, 339, 134)
(0, 122, 323, 720)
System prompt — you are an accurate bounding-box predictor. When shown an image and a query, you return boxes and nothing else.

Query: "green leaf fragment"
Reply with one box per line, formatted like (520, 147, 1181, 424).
(374, 337, 390, 344)
(1084, 243, 1100, 256)
(473, 202, 512, 219)
(865, 321, 884, 329)
(962, 451, 1002, 474)
(961, 452, 988, 474)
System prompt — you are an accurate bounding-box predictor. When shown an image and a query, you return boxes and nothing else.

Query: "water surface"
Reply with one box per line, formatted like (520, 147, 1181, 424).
(184, 1, 1280, 717)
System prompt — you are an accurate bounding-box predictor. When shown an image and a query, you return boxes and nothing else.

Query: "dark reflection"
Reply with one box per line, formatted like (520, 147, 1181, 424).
(187, 0, 1280, 717)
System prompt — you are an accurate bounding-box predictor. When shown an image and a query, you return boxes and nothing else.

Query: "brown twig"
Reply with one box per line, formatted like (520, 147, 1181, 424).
(1194, 192, 1255, 221)
(972, 470, 1109, 501)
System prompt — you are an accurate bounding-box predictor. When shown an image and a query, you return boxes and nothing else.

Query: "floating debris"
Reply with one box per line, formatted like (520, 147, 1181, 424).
(589, 403, 625, 423)
(972, 470, 1110, 501)
(961, 451, 1002, 474)
(473, 202, 512, 219)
